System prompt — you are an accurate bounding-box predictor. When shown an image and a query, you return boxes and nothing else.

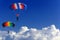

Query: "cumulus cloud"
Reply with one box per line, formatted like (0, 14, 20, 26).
(0, 25, 60, 40)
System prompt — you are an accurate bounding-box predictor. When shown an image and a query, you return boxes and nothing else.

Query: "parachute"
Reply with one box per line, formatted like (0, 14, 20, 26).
(2, 21, 15, 33)
(18, 3, 26, 10)
(11, 3, 18, 10)
(10, 2, 27, 21)
(11, 3, 26, 10)
(2, 21, 15, 27)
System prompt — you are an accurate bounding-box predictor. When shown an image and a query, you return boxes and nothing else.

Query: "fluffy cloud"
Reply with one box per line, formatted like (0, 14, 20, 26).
(0, 25, 60, 40)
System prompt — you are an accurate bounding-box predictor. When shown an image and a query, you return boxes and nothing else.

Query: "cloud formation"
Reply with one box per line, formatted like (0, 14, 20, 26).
(0, 25, 60, 40)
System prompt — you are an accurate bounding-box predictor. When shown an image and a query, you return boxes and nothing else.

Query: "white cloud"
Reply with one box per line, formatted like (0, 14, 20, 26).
(0, 25, 60, 40)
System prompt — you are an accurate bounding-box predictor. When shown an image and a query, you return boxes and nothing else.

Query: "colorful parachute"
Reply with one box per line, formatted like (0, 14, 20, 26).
(11, 3, 18, 10)
(18, 3, 26, 10)
(11, 2, 27, 10)
(2, 21, 15, 27)
(10, 2, 27, 21)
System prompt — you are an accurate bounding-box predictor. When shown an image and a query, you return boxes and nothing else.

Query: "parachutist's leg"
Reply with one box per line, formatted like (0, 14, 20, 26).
(8, 31, 9, 33)
(16, 17, 19, 21)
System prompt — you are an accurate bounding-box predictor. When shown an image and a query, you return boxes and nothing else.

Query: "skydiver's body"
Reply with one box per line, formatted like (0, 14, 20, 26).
(8, 31, 9, 33)
(16, 14, 19, 21)
(16, 17, 19, 21)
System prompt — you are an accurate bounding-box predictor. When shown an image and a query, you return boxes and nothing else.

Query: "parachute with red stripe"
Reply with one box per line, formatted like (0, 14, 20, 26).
(10, 2, 27, 21)
(2, 21, 15, 27)
(11, 3, 18, 10)
(18, 3, 25, 10)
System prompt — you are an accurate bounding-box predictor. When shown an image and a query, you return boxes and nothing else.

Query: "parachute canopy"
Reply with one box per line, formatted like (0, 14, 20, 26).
(11, 3, 27, 10)
(11, 3, 18, 10)
(2, 21, 15, 27)
(18, 3, 25, 10)
(10, 2, 27, 21)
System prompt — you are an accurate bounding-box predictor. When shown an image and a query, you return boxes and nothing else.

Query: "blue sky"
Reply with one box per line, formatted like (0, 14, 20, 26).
(0, 0, 60, 31)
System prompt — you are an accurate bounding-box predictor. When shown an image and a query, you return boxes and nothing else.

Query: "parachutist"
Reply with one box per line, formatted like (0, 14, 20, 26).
(10, 2, 27, 21)
(8, 31, 9, 33)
